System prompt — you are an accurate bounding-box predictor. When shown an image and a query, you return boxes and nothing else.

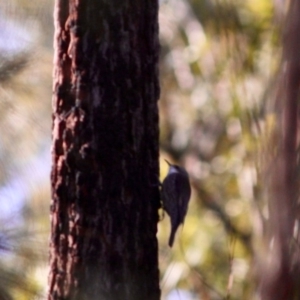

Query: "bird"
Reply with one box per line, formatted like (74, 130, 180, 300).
(161, 159, 191, 247)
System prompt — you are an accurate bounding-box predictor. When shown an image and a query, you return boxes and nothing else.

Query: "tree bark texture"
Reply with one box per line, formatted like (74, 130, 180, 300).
(48, 1, 160, 300)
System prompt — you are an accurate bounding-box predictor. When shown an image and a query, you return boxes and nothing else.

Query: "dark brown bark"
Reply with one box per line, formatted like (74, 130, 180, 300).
(48, 1, 160, 300)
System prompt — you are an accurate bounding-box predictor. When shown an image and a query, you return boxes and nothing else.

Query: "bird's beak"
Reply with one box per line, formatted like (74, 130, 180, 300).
(164, 159, 172, 166)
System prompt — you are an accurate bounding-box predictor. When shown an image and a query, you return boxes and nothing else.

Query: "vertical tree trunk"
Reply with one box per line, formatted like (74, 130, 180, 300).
(258, 1, 300, 298)
(48, 1, 160, 300)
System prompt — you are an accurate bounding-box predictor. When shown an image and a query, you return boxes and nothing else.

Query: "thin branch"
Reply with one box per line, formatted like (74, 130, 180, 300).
(192, 180, 253, 253)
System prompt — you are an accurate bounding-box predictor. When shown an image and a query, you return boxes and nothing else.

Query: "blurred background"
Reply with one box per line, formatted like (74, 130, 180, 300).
(0, 0, 282, 299)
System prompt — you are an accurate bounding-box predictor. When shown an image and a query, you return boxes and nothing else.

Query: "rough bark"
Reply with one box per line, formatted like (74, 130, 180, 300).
(48, 1, 160, 300)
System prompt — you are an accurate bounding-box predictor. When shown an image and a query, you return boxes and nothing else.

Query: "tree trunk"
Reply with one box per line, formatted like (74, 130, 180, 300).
(258, 1, 300, 298)
(48, 1, 160, 300)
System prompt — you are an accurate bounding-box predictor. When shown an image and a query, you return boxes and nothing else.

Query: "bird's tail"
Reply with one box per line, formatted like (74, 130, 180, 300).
(168, 225, 177, 247)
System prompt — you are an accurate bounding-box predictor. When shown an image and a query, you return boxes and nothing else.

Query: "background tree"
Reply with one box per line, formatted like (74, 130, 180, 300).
(257, 1, 300, 298)
(48, 1, 161, 299)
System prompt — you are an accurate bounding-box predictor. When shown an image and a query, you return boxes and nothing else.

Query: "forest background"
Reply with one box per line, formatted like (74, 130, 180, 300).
(0, 0, 290, 299)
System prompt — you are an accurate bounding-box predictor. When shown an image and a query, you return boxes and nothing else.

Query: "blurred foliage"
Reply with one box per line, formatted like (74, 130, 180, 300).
(0, 0, 52, 299)
(158, 0, 280, 299)
(0, 0, 282, 299)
